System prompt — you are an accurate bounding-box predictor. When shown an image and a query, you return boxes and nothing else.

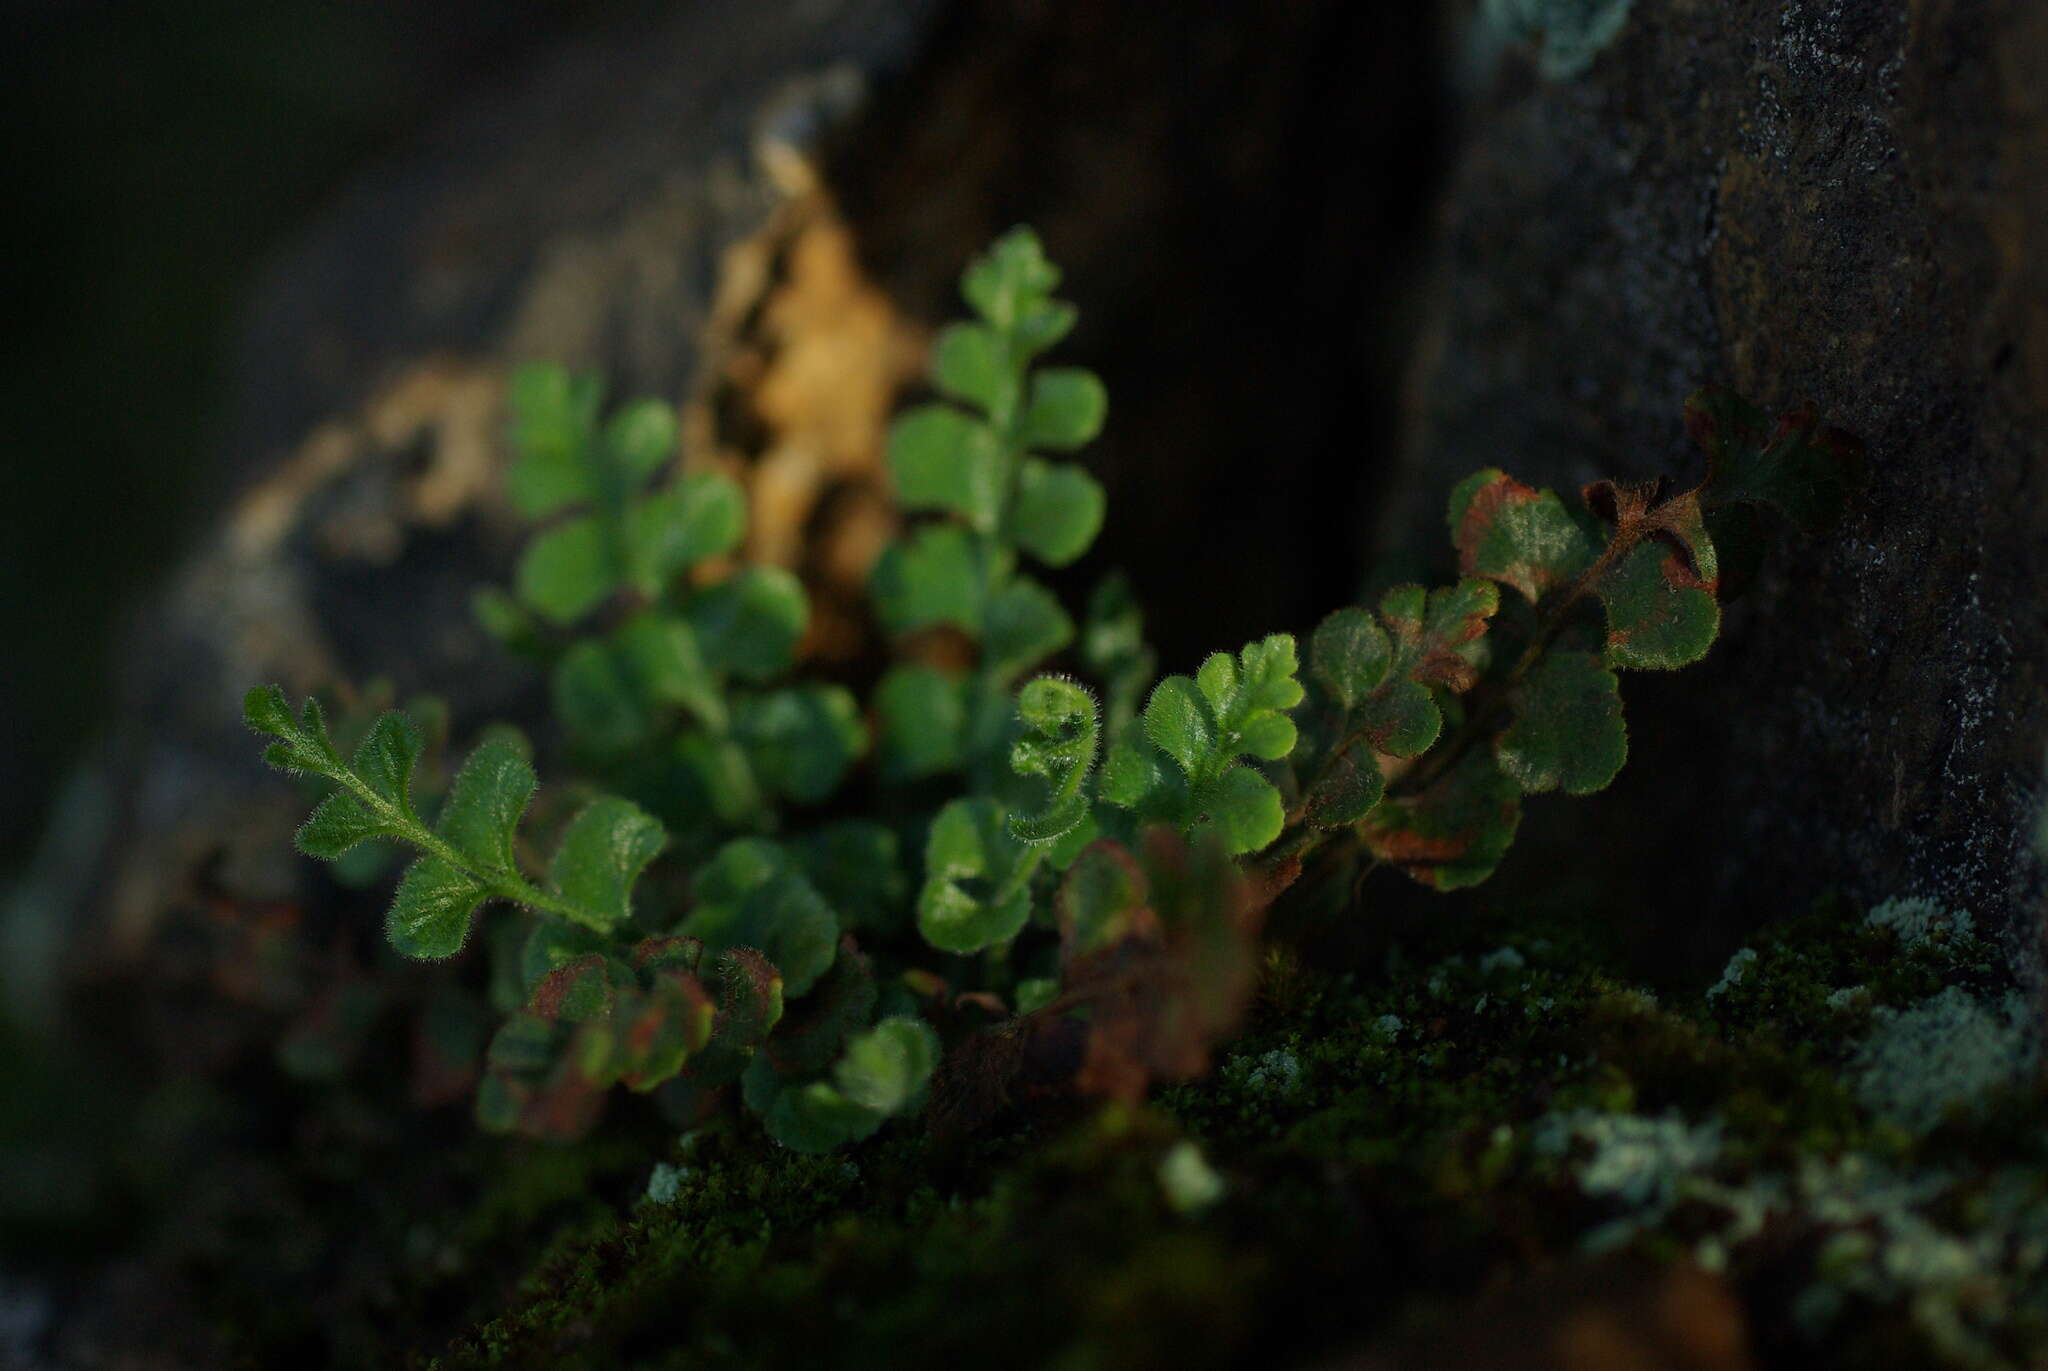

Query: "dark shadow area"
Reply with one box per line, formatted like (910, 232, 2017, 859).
(825, 0, 1451, 673)
(0, 0, 627, 870)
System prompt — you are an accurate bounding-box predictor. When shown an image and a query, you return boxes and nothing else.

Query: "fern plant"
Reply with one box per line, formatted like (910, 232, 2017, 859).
(247, 227, 1856, 1151)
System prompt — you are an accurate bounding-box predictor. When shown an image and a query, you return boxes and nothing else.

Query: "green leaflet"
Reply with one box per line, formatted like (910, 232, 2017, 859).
(982, 578, 1075, 682)
(756, 941, 876, 1076)
(1308, 606, 1393, 712)
(873, 665, 969, 780)
(388, 858, 491, 959)
(499, 366, 738, 627)
(504, 366, 606, 517)
(1448, 469, 1598, 605)
(731, 685, 865, 804)
(757, 1074, 887, 1152)
(547, 797, 666, 932)
(553, 613, 723, 752)
(521, 920, 611, 993)
(1143, 677, 1214, 776)
(794, 822, 906, 935)
(750, 1015, 939, 1153)
(889, 403, 1003, 531)
(351, 713, 423, 814)
(1058, 839, 1147, 960)
(687, 567, 808, 683)
(515, 518, 617, 625)
(680, 948, 786, 1089)
(478, 935, 744, 1139)
(1079, 572, 1158, 744)
(250, 687, 342, 775)
(298, 792, 396, 860)
(870, 525, 988, 635)
(1495, 650, 1627, 794)
(1117, 634, 1302, 854)
(1299, 745, 1386, 829)
(1294, 583, 1500, 832)
(434, 737, 536, 874)
(1147, 635, 1304, 778)
(631, 472, 747, 582)
(1018, 369, 1107, 452)
(932, 322, 1011, 414)
(918, 798, 1036, 954)
(1100, 735, 1186, 821)
(674, 732, 768, 829)
(961, 227, 1073, 349)
(1360, 747, 1522, 891)
(832, 1017, 941, 1114)
(529, 954, 619, 1025)
(1009, 458, 1105, 566)
(1378, 580, 1498, 697)
(1200, 766, 1287, 856)
(1597, 541, 1720, 670)
(681, 840, 840, 997)
(602, 399, 679, 486)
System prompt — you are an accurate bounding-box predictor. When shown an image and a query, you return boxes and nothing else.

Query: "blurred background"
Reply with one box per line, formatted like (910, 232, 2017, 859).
(0, 0, 1451, 877)
(0, 1, 650, 874)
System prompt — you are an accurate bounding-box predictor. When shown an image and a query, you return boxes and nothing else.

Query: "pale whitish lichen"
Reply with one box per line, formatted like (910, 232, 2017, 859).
(644, 1162, 688, 1205)
(1533, 1110, 1723, 1251)
(1852, 987, 2039, 1135)
(1784, 1156, 2048, 1367)
(1224, 1048, 1305, 1099)
(1529, 890, 2048, 1366)
(1867, 895, 1976, 949)
(1825, 985, 1869, 1011)
(1539, 1116, 2048, 1363)
(1706, 946, 1758, 1001)
(1479, 0, 1635, 79)
(1478, 946, 1526, 976)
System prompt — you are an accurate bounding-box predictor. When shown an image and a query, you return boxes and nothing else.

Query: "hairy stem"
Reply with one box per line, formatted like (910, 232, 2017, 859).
(326, 765, 614, 935)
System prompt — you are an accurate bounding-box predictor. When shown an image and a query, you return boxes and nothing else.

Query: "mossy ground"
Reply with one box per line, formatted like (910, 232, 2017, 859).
(406, 893, 2046, 1370)
(8, 880, 2035, 1367)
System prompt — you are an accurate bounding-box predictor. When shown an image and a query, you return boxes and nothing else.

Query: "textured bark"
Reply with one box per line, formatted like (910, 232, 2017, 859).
(1375, 0, 2048, 968)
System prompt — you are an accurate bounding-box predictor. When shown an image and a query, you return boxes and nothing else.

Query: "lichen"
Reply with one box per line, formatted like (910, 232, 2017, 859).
(1532, 1108, 1722, 1215)
(1221, 1048, 1305, 1100)
(1867, 896, 1978, 950)
(1853, 988, 2039, 1135)
(1707, 946, 1758, 1000)
(1477, 0, 1635, 80)
(643, 1162, 687, 1206)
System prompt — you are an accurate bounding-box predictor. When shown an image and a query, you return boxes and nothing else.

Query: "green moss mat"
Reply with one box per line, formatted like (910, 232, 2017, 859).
(422, 895, 2048, 1370)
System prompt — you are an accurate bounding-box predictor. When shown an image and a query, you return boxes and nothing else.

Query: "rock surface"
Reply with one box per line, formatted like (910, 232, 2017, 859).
(1377, 0, 2048, 967)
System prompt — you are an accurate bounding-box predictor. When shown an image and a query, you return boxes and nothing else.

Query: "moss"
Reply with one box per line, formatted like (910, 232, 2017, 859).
(408, 892, 2046, 1369)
